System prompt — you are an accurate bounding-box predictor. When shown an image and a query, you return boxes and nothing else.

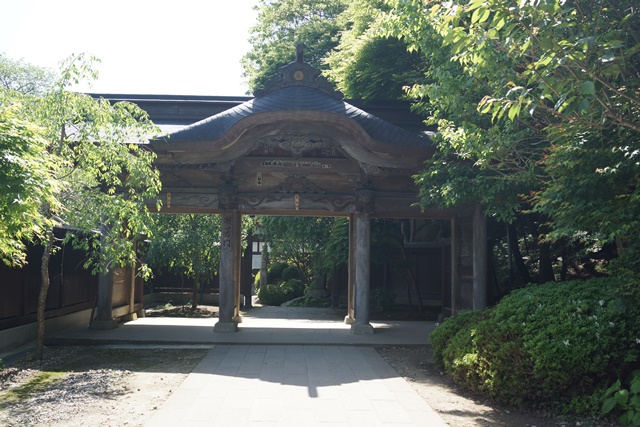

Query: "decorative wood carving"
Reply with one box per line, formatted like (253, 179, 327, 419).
(275, 174, 326, 194)
(237, 193, 355, 213)
(255, 134, 340, 158)
(161, 161, 235, 172)
(358, 162, 416, 176)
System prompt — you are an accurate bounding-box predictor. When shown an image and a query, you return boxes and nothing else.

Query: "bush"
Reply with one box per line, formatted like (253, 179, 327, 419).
(430, 310, 487, 367)
(282, 279, 305, 299)
(267, 262, 289, 283)
(602, 370, 640, 426)
(281, 266, 302, 281)
(431, 278, 640, 412)
(257, 279, 305, 306)
(258, 284, 286, 306)
(370, 288, 395, 313)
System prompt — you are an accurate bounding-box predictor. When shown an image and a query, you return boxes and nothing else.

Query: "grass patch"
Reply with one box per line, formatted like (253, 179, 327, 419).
(0, 371, 65, 407)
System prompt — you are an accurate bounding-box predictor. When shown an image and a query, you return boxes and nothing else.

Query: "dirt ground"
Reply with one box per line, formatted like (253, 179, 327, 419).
(0, 305, 614, 426)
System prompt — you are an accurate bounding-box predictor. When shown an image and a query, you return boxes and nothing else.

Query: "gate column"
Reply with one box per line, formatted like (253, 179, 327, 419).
(215, 185, 240, 332)
(351, 189, 374, 334)
(344, 213, 356, 324)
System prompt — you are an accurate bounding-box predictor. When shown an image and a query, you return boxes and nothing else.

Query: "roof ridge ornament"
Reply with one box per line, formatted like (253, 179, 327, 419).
(254, 44, 343, 99)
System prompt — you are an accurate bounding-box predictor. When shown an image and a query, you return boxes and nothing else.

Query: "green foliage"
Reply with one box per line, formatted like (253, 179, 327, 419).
(1, 53, 162, 275)
(281, 265, 301, 281)
(369, 288, 395, 313)
(0, 106, 58, 266)
(254, 270, 262, 287)
(431, 278, 640, 412)
(267, 261, 289, 283)
(257, 279, 305, 306)
(241, 0, 347, 93)
(0, 53, 56, 95)
(602, 370, 640, 426)
(430, 310, 487, 367)
(325, 1, 424, 100)
(259, 216, 334, 285)
(0, 358, 4, 370)
(146, 214, 222, 287)
(283, 278, 305, 298)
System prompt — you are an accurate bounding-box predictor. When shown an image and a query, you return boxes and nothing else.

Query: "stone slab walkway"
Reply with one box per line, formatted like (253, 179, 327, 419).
(144, 344, 448, 427)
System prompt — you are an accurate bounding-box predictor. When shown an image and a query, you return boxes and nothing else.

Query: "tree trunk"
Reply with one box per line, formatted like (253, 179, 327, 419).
(507, 222, 534, 285)
(538, 239, 555, 283)
(529, 218, 555, 283)
(192, 278, 199, 310)
(36, 228, 55, 360)
(399, 242, 423, 313)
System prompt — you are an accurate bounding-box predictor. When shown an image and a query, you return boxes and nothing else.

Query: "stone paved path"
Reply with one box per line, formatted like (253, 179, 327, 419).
(144, 344, 449, 426)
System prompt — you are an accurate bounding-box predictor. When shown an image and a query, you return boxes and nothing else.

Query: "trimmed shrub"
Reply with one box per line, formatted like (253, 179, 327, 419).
(257, 279, 305, 306)
(267, 262, 289, 283)
(431, 278, 640, 412)
(281, 279, 305, 301)
(282, 266, 302, 281)
(258, 284, 286, 306)
(430, 310, 487, 367)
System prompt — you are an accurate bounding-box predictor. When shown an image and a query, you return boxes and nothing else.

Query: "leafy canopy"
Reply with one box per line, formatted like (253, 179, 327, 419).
(0, 53, 162, 274)
(241, 0, 347, 93)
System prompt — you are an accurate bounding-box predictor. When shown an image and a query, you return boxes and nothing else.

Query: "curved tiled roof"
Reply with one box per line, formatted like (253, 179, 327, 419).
(164, 85, 431, 147)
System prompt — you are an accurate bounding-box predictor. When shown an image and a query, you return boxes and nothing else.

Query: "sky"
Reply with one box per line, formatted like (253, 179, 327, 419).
(1, 0, 261, 96)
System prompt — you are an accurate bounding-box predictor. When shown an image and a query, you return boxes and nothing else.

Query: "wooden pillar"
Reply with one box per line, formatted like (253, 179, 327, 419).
(344, 213, 356, 324)
(241, 230, 254, 310)
(214, 211, 238, 332)
(473, 204, 488, 310)
(233, 210, 243, 322)
(351, 212, 374, 334)
(450, 216, 460, 317)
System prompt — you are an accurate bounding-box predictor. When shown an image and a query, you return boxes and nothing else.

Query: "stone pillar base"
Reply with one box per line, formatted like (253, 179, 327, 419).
(350, 323, 374, 334)
(344, 315, 355, 325)
(89, 319, 118, 330)
(121, 313, 138, 323)
(214, 321, 238, 333)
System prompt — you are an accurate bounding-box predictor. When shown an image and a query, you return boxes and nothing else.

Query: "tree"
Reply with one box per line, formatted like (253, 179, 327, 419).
(258, 216, 333, 286)
(241, 0, 347, 93)
(0, 53, 56, 95)
(325, 0, 425, 100)
(146, 214, 221, 309)
(0, 106, 58, 266)
(2, 53, 161, 359)
(328, 0, 634, 284)
(420, 0, 640, 280)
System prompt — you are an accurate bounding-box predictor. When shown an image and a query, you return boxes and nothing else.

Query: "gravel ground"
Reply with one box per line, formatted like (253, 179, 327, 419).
(0, 346, 208, 427)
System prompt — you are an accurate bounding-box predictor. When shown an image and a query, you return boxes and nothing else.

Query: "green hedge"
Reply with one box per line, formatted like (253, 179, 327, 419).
(257, 279, 305, 306)
(430, 278, 640, 413)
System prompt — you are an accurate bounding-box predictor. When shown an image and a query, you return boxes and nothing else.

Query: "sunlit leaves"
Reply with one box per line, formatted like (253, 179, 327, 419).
(0, 106, 58, 265)
(146, 214, 222, 286)
(241, 0, 347, 93)
(1, 53, 162, 275)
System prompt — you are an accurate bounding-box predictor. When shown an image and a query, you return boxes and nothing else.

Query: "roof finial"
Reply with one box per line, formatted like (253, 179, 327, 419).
(296, 43, 304, 63)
